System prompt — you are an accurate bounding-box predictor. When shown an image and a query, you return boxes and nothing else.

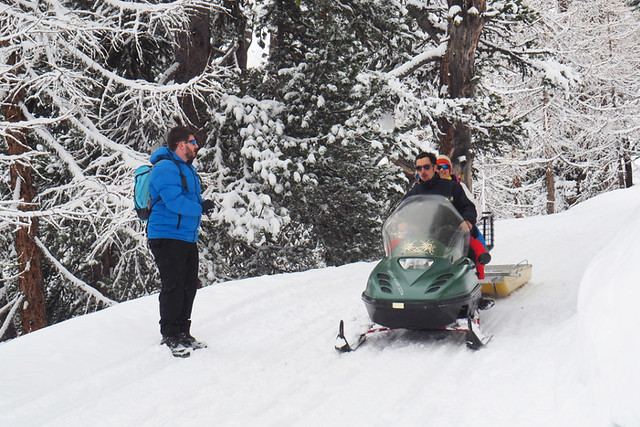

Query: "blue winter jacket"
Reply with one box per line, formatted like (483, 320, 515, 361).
(147, 147, 204, 242)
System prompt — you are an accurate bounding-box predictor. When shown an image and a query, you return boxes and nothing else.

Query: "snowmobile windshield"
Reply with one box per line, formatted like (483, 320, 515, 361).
(382, 195, 470, 261)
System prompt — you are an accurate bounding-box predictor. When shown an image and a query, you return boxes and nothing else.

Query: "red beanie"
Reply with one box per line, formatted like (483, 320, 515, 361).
(436, 155, 452, 169)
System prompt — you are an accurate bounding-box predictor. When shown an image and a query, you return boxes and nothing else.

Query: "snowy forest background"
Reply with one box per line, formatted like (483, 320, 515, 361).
(1, 0, 639, 341)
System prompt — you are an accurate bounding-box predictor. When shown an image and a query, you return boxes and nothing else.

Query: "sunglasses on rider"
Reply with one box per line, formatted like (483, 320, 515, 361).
(415, 164, 432, 171)
(183, 139, 197, 146)
(436, 164, 450, 171)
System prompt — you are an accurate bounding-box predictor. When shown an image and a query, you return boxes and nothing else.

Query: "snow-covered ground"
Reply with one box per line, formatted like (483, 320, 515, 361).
(2, 186, 640, 427)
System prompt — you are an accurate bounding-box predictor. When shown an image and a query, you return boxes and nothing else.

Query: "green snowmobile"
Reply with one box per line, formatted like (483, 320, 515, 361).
(336, 195, 492, 352)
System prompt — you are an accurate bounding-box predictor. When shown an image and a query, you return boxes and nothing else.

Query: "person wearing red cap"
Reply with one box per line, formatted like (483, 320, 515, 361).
(435, 154, 490, 278)
(436, 154, 454, 180)
(436, 155, 472, 203)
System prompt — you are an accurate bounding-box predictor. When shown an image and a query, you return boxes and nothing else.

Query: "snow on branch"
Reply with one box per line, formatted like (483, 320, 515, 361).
(0, 200, 99, 230)
(0, 294, 21, 316)
(480, 39, 580, 90)
(387, 43, 447, 79)
(99, 0, 221, 14)
(0, 294, 23, 338)
(0, 150, 44, 169)
(0, 115, 72, 133)
(0, 262, 30, 284)
(61, 36, 223, 96)
(34, 237, 117, 306)
(19, 104, 88, 181)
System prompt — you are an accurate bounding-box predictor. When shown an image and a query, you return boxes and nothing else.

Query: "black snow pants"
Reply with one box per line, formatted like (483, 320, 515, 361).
(148, 239, 199, 338)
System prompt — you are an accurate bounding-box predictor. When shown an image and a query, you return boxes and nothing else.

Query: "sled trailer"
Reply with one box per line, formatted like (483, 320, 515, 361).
(480, 262, 532, 297)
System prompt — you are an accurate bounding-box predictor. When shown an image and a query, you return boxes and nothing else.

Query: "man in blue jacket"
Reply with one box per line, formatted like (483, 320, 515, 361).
(148, 126, 215, 358)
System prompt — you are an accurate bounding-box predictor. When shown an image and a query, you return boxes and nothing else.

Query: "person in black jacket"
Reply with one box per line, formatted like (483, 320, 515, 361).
(404, 152, 491, 279)
(405, 151, 477, 231)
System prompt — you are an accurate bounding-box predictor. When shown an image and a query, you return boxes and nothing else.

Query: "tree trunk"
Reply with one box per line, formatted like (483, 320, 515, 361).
(624, 159, 633, 188)
(622, 138, 633, 188)
(174, 6, 211, 142)
(545, 164, 556, 214)
(438, 0, 486, 191)
(513, 174, 522, 218)
(543, 89, 555, 214)
(227, 0, 250, 70)
(3, 87, 47, 334)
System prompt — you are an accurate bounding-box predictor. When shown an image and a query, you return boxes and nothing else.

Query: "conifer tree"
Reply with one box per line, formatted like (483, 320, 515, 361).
(0, 0, 225, 335)
(200, 0, 420, 270)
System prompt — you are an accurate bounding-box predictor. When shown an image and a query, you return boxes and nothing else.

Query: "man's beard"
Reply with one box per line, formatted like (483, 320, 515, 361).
(186, 148, 197, 162)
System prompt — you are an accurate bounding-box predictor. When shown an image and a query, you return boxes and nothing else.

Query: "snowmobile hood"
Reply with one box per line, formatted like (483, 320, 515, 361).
(366, 256, 476, 301)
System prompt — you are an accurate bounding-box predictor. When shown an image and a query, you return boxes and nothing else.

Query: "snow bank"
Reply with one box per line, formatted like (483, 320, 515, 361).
(577, 185, 640, 426)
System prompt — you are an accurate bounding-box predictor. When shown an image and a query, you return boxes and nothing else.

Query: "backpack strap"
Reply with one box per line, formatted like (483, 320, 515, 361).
(167, 158, 189, 191)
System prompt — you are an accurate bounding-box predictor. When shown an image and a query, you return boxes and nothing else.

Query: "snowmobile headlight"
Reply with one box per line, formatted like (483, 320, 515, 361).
(398, 258, 435, 270)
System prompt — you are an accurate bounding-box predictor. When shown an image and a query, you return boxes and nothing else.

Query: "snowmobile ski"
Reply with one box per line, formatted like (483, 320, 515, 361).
(336, 311, 492, 353)
(438, 311, 492, 349)
(464, 311, 492, 350)
(334, 320, 394, 353)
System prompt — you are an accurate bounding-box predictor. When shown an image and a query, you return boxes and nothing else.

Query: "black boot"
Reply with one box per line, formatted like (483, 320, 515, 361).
(180, 332, 208, 350)
(161, 335, 191, 358)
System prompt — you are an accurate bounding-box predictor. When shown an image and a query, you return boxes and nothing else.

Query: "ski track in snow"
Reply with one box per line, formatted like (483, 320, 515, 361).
(3, 186, 640, 426)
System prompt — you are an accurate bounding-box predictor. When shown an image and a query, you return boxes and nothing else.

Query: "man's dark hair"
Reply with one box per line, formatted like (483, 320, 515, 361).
(167, 126, 195, 151)
(415, 151, 437, 165)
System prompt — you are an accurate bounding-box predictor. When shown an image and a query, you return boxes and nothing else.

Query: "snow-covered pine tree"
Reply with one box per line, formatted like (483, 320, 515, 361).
(0, 0, 225, 336)
(198, 0, 423, 272)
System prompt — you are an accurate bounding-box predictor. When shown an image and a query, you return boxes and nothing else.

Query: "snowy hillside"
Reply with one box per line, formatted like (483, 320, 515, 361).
(2, 186, 640, 427)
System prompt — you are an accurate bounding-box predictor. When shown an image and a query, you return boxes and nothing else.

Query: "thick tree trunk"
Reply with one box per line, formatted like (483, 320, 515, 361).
(3, 93, 47, 334)
(438, 0, 486, 191)
(226, 0, 250, 70)
(175, 6, 211, 142)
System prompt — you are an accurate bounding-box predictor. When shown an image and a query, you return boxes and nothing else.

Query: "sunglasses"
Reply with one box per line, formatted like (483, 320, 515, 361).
(437, 164, 450, 171)
(415, 164, 432, 171)
(183, 139, 197, 146)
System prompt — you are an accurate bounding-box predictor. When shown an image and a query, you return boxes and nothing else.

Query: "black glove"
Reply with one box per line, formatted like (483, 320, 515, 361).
(478, 252, 491, 266)
(201, 199, 215, 214)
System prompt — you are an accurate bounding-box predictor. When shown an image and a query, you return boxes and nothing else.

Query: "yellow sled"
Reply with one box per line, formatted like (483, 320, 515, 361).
(481, 262, 532, 297)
